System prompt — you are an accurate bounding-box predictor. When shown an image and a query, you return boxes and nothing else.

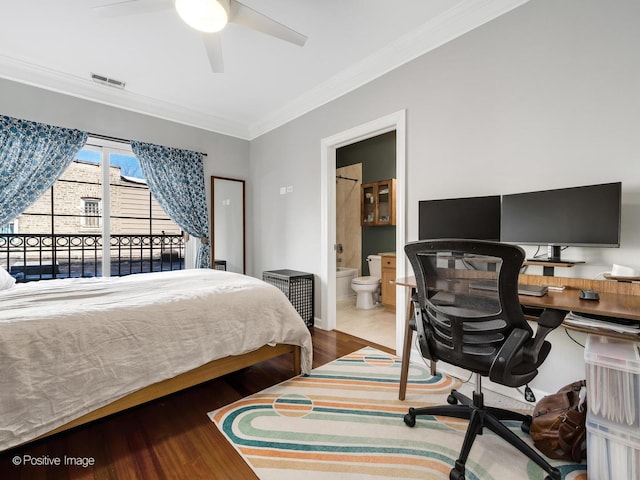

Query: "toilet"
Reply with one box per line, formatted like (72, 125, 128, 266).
(351, 255, 382, 309)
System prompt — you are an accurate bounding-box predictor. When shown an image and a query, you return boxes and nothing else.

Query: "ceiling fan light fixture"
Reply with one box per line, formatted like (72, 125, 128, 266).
(175, 0, 229, 33)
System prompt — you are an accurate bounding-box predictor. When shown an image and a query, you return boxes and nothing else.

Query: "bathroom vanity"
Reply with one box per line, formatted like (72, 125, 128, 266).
(380, 252, 396, 309)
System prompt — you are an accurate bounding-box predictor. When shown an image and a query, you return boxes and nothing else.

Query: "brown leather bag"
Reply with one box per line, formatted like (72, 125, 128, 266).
(529, 380, 587, 462)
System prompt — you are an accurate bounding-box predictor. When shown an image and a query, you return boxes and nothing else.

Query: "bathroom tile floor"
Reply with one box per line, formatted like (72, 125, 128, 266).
(336, 297, 396, 350)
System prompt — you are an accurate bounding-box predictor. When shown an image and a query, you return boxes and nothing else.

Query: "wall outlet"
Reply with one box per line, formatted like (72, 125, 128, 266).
(286, 185, 294, 193)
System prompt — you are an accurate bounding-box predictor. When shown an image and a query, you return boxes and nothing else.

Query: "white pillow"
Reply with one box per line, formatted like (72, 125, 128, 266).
(0, 265, 16, 290)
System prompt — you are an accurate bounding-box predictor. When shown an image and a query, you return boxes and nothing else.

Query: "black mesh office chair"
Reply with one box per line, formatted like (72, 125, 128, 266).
(403, 239, 565, 480)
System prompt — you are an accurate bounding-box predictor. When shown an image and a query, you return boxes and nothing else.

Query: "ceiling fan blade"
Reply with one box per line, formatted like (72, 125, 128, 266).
(92, 0, 173, 17)
(228, 0, 307, 47)
(202, 33, 224, 73)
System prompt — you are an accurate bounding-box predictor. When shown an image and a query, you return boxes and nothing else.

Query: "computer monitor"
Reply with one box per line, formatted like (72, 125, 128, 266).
(419, 195, 501, 241)
(500, 182, 621, 262)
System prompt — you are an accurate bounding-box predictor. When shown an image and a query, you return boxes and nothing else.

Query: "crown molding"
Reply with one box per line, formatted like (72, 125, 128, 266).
(0, 0, 528, 142)
(248, 0, 529, 139)
(0, 55, 250, 139)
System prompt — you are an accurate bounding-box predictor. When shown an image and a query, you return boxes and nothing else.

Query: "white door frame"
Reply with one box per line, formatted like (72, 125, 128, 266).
(320, 110, 407, 354)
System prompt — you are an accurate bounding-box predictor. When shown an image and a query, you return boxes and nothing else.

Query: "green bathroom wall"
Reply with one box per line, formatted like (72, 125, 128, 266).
(336, 131, 396, 275)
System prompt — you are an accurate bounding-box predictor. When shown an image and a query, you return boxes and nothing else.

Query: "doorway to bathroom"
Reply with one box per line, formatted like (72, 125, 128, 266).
(319, 109, 406, 355)
(334, 132, 396, 349)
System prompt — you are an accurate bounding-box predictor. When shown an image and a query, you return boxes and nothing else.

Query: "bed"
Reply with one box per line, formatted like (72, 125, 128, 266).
(0, 268, 313, 451)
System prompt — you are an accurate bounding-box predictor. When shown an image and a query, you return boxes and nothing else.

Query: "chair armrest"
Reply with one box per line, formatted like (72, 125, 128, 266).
(489, 328, 533, 387)
(537, 308, 566, 329)
(490, 309, 566, 387)
(523, 308, 566, 365)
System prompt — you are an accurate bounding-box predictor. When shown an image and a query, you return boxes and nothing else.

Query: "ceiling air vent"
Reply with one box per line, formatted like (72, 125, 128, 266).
(91, 73, 126, 90)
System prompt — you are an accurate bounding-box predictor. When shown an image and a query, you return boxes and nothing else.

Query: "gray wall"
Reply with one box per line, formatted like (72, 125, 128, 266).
(249, 0, 640, 394)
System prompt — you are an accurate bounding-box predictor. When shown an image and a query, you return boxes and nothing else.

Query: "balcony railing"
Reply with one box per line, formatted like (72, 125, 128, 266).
(0, 233, 184, 282)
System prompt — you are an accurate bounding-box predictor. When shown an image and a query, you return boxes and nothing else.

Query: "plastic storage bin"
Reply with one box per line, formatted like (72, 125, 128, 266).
(262, 269, 314, 327)
(585, 335, 640, 428)
(587, 415, 640, 480)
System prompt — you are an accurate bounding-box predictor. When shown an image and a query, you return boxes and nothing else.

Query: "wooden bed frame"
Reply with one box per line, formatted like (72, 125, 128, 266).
(34, 343, 301, 442)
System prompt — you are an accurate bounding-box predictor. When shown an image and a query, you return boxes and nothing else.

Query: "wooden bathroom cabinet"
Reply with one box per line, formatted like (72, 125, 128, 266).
(361, 179, 396, 226)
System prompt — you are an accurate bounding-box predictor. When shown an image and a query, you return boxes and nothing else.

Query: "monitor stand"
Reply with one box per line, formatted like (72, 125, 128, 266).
(547, 245, 563, 263)
(526, 246, 584, 276)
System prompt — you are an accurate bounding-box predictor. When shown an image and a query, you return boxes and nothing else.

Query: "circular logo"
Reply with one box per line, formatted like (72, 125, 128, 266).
(12, 456, 21, 466)
(273, 394, 314, 417)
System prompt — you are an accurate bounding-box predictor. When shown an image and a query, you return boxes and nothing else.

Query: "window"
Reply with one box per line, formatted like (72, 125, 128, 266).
(81, 198, 101, 228)
(0, 137, 184, 281)
(0, 222, 15, 234)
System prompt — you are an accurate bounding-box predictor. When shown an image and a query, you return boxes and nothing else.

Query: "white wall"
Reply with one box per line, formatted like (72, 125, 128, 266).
(0, 77, 251, 265)
(249, 0, 640, 396)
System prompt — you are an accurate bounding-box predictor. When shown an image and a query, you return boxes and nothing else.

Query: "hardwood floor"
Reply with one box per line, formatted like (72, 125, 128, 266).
(0, 329, 393, 480)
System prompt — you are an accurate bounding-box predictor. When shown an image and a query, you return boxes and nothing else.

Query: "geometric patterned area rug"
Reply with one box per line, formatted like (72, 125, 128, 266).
(209, 347, 587, 480)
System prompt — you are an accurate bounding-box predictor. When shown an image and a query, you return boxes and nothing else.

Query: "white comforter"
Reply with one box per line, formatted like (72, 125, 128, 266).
(0, 269, 312, 451)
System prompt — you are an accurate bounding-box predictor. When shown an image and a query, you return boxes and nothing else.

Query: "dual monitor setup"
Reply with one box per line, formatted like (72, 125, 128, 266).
(418, 182, 622, 265)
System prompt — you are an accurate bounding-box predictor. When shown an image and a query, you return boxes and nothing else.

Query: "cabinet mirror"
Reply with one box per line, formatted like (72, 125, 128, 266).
(211, 176, 245, 274)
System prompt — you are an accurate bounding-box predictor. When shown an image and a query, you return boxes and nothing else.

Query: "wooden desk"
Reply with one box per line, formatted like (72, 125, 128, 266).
(519, 290, 640, 321)
(395, 276, 640, 400)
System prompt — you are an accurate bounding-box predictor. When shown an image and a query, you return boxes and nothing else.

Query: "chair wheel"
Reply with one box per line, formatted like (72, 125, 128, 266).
(449, 468, 465, 480)
(521, 415, 532, 434)
(447, 394, 458, 405)
(404, 408, 416, 427)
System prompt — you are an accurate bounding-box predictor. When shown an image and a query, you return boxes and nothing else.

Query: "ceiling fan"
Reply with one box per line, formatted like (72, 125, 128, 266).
(93, 0, 307, 73)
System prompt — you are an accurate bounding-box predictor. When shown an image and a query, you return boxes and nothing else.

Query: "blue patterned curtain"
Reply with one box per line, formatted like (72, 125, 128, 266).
(131, 141, 210, 268)
(0, 115, 87, 226)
